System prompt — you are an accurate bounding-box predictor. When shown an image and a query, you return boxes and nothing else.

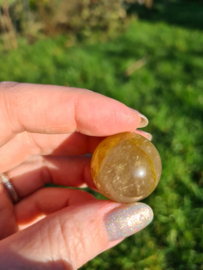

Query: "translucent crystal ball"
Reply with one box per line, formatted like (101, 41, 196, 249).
(91, 132, 162, 203)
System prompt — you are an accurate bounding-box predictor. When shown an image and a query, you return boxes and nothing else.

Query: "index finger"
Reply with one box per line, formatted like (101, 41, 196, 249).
(0, 82, 147, 147)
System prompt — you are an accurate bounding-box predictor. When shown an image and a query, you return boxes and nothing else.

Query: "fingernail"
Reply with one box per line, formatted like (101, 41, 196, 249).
(131, 109, 149, 128)
(140, 131, 153, 141)
(79, 184, 88, 188)
(105, 203, 153, 241)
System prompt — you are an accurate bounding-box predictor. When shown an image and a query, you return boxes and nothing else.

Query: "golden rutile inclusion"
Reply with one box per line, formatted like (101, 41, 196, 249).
(91, 132, 162, 203)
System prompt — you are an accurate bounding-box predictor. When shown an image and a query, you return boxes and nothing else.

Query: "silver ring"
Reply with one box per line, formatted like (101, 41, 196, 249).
(0, 173, 20, 204)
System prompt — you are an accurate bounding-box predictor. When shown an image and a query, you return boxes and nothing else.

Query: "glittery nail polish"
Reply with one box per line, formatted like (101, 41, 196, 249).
(105, 203, 153, 241)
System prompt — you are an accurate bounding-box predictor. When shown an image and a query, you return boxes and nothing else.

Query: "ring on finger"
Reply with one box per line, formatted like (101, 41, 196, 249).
(0, 173, 20, 204)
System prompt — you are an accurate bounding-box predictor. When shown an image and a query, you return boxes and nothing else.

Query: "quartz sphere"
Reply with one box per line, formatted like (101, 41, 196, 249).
(91, 132, 162, 203)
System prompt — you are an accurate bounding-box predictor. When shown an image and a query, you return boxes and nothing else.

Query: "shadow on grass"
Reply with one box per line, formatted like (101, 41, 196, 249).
(127, 0, 203, 31)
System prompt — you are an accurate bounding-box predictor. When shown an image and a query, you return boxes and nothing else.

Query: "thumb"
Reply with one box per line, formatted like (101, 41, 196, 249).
(0, 200, 153, 270)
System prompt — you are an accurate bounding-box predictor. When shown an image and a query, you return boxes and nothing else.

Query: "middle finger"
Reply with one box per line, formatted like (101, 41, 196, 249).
(6, 155, 96, 198)
(0, 131, 104, 173)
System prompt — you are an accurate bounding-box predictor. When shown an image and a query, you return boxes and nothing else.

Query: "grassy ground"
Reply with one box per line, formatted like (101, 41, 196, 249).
(0, 18, 203, 270)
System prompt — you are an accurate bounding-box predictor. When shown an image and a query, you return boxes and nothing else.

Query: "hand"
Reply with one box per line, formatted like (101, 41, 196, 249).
(0, 82, 153, 270)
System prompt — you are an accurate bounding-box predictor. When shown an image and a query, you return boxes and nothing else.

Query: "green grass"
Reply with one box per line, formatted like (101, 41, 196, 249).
(0, 20, 203, 270)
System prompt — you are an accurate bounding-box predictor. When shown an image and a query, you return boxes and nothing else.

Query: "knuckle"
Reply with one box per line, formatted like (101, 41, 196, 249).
(0, 81, 19, 90)
(56, 214, 99, 265)
(20, 132, 41, 155)
(54, 202, 109, 267)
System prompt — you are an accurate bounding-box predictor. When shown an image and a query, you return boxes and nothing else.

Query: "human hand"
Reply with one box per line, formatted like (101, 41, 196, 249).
(0, 82, 153, 270)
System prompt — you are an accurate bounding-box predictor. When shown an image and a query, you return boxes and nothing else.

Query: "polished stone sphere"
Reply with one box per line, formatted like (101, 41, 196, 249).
(91, 132, 162, 203)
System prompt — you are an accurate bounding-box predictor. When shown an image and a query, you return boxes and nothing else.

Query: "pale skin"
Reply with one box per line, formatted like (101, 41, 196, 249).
(0, 82, 151, 270)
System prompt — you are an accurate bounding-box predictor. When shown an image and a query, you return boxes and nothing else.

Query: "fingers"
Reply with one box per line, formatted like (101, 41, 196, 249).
(15, 187, 96, 226)
(2, 131, 152, 198)
(6, 155, 95, 198)
(0, 185, 18, 239)
(0, 200, 153, 269)
(0, 82, 143, 147)
(0, 131, 104, 173)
